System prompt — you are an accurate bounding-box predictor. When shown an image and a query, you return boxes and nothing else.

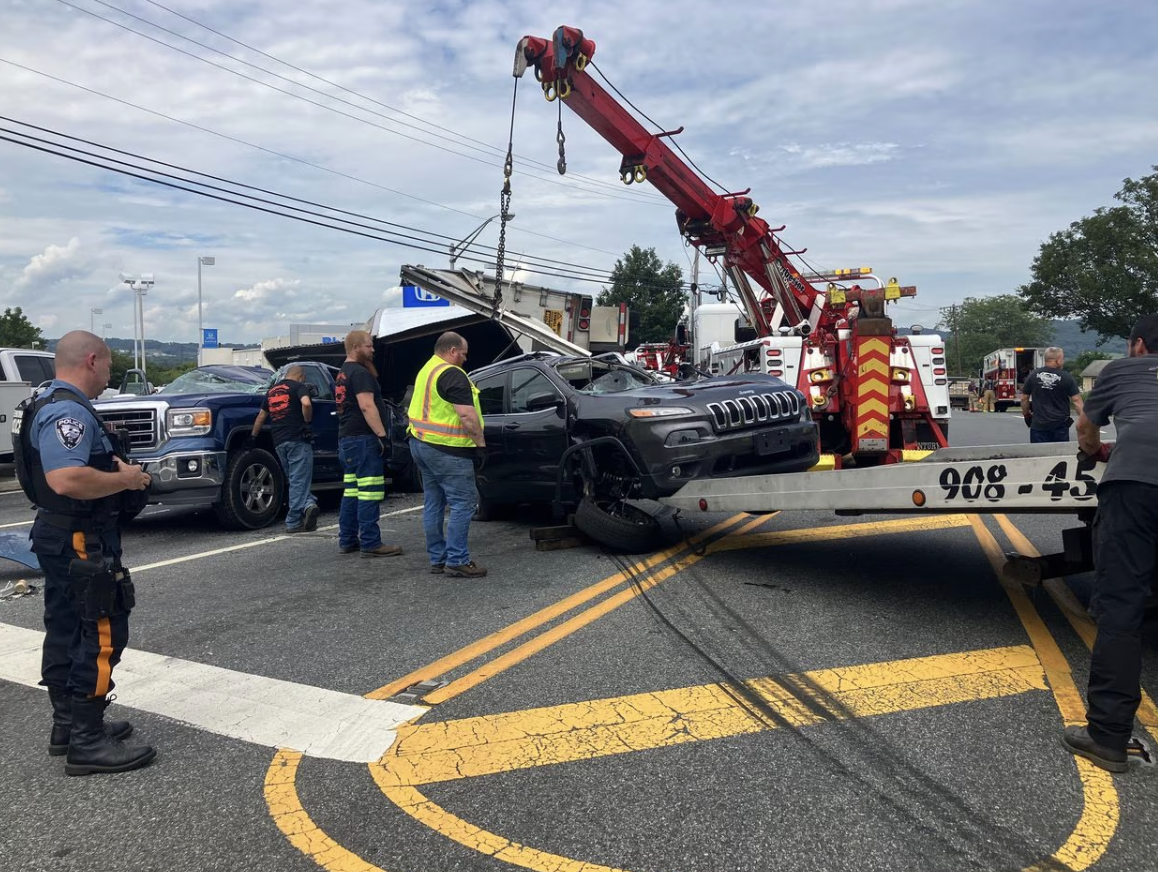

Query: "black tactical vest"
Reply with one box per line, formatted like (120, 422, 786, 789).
(13, 387, 122, 528)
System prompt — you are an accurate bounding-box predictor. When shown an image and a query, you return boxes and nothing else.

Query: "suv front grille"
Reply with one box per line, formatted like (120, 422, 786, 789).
(98, 408, 159, 451)
(707, 392, 800, 431)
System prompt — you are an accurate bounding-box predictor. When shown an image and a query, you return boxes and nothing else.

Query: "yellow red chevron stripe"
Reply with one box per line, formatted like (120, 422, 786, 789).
(854, 337, 891, 445)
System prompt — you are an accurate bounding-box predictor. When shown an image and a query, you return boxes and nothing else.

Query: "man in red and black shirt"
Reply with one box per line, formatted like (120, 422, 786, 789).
(251, 365, 318, 533)
(335, 330, 402, 557)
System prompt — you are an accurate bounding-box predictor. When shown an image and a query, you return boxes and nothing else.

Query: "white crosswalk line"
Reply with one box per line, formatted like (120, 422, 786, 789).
(0, 623, 426, 762)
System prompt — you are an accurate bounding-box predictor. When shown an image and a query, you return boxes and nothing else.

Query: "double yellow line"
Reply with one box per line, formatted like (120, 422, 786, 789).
(365, 511, 766, 705)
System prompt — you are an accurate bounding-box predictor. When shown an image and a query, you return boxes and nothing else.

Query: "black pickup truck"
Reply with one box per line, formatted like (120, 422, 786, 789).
(469, 353, 818, 550)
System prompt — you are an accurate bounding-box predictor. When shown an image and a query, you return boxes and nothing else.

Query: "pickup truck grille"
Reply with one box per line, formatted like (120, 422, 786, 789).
(707, 392, 800, 431)
(98, 408, 159, 451)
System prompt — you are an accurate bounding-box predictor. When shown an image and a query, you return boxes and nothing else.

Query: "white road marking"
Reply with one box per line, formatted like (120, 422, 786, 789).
(0, 520, 32, 529)
(0, 623, 426, 762)
(132, 505, 423, 573)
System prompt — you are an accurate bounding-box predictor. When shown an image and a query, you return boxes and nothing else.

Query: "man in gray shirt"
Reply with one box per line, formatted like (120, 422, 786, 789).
(1062, 314, 1158, 772)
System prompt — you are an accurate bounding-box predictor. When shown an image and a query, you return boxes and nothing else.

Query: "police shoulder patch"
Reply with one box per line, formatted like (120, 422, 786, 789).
(55, 417, 86, 450)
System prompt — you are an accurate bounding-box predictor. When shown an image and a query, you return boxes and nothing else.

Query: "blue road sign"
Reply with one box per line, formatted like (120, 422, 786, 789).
(202, 328, 218, 349)
(402, 285, 449, 308)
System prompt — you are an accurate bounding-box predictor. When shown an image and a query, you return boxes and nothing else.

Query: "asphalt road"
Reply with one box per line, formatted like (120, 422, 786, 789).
(2, 410, 1156, 872)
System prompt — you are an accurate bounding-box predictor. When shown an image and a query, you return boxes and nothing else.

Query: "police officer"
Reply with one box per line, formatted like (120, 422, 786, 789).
(16, 331, 155, 775)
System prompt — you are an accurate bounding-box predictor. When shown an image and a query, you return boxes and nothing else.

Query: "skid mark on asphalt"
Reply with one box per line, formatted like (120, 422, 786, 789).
(266, 513, 1111, 872)
(969, 515, 1118, 872)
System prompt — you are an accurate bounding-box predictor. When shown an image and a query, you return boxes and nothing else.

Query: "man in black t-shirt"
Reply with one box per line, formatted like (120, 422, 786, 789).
(1020, 347, 1083, 442)
(334, 330, 402, 558)
(252, 366, 317, 533)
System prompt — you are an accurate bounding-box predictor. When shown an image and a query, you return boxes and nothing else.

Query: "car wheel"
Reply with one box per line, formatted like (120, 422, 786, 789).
(215, 447, 285, 530)
(473, 497, 503, 522)
(574, 497, 662, 553)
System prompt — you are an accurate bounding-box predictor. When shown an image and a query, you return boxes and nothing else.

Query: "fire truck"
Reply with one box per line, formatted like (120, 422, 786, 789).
(514, 27, 949, 467)
(982, 347, 1046, 412)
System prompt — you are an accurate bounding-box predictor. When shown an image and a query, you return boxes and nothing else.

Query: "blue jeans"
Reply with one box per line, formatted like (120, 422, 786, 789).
(409, 438, 477, 567)
(338, 435, 385, 550)
(276, 440, 315, 531)
(1030, 425, 1071, 443)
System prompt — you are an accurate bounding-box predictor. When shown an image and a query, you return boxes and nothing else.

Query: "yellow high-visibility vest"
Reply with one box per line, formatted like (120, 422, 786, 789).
(407, 355, 483, 447)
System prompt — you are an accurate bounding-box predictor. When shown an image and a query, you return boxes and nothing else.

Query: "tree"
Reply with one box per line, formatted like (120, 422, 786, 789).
(937, 295, 1054, 376)
(1018, 166, 1158, 340)
(1065, 350, 1114, 379)
(0, 307, 44, 349)
(596, 245, 686, 344)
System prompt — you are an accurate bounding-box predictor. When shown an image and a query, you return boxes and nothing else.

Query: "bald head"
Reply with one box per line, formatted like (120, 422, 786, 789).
(56, 331, 109, 369)
(55, 330, 112, 398)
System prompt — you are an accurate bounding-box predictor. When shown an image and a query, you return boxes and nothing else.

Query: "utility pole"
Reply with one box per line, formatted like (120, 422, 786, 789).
(951, 303, 962, 374)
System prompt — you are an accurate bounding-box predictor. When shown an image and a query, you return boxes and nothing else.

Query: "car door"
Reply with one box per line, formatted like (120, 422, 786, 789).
(502, 367, 569, 503)
(473, 371, 510, 502)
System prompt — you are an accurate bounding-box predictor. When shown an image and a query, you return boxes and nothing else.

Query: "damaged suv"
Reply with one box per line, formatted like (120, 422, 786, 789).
(469, 353, 818, 551)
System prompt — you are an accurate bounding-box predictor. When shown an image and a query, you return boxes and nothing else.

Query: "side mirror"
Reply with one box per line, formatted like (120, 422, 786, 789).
(525, 392, 563, 413)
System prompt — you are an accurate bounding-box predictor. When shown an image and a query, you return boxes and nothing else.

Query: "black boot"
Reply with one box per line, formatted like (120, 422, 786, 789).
(48, 688, 133, 757)
(65, 695, 156, 776)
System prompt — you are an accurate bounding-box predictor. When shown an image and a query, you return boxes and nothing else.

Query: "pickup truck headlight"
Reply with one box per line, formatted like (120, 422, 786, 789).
(627, 406, 696, 419)
(167, 408, 212, 436)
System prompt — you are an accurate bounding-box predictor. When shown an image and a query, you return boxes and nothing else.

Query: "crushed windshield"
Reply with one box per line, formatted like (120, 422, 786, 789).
(162, 368, 270, 395)
(554, 361, 657, 395)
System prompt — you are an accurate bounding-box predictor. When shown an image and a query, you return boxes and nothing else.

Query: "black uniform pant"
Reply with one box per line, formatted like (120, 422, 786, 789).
(32, 519, 129, 699)
(1086, 481, 1158, 751)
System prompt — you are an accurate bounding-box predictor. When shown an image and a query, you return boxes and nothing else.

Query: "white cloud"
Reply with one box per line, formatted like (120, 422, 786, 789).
(15, 237, 93, 290)
(0, 0, 1155, 346)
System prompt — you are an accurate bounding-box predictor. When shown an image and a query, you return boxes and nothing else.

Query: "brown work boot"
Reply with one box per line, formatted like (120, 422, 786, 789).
(361, 544, 403, 558)
(1061, 725, 1128, 773)
(444, 561, 487, 578)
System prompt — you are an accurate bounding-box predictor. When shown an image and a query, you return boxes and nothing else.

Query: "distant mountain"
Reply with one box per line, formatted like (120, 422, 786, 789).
(45, 337, 244, 364)
(1049, 320, 1126, 356)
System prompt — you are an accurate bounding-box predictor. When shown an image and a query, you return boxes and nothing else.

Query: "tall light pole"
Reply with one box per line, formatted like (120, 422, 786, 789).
(90, 307, 103, 334)
(449, 215, 513, 270)
(102, 322, 112, 340)
(121, 273, 154, 377)
(197, 256, 215, 366)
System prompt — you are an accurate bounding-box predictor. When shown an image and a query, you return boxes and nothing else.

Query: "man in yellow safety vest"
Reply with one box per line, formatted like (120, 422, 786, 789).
(407, 332, 487, 578)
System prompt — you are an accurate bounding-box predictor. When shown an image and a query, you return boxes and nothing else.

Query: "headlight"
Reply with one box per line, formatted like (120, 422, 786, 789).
(799, 398, 813, 422)
(167, 408, 212, 436)
(627, 406, 696, 419)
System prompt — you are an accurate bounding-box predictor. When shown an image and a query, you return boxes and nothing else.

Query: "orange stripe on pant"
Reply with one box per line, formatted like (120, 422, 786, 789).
(73, 531, 114, 698)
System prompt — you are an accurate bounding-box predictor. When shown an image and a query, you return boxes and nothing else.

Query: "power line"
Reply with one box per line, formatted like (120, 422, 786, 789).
(0, 56, 625, 260)
(1, 121, 708, 293)
(133, 0, 669, 204)
(51, 0, 670, 207)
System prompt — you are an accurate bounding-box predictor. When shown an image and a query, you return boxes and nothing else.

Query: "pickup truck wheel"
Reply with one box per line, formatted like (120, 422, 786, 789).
(215, 447, 285, 530)
(574, 497, 661, 553)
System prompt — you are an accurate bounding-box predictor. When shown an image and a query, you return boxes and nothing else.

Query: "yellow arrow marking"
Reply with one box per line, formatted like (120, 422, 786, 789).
(376, 645, 1045, 787)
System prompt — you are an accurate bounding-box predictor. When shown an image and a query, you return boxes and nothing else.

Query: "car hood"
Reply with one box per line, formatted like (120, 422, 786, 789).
(612, 373, 798, 403)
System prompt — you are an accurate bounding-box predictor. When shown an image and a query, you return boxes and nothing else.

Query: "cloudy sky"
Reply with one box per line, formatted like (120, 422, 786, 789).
(1, 0, 1156, 346)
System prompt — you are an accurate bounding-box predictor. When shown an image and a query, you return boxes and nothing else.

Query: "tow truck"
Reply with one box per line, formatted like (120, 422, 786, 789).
(514, 26, 948, 468)
(511, 26, 1101, 583)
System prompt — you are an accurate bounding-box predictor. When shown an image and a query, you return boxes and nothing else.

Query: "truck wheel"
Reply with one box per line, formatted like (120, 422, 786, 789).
(215, 447, 285, 530)
(574, 497, 661, 553)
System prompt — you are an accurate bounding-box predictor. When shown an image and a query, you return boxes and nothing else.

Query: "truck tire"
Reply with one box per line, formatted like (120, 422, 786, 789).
(574, 497, 661, 553)
(215, 446, 285, 530)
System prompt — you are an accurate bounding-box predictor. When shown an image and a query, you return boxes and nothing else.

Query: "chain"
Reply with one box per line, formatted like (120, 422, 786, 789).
(556, 98, 567, 175)
(494, 78, 520, 317)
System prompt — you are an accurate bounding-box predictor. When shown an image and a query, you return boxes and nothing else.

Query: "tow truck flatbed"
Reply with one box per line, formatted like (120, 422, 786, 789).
(661, 443, 1101, 516)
